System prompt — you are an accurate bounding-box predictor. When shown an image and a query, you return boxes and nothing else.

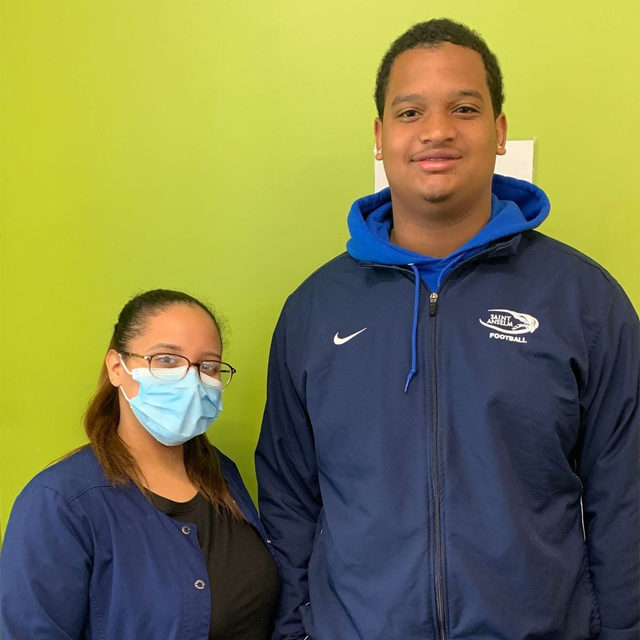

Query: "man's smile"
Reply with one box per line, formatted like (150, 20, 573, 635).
(411, 148, 462, 172)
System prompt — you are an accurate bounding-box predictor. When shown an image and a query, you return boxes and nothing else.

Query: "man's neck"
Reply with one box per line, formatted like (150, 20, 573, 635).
(389, 191, 492, 258)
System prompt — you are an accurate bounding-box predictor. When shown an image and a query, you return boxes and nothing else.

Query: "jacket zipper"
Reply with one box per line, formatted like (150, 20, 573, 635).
(359, 251, 516, 640)
(428, 291, 446, 640)
(429, 292, 438, 317)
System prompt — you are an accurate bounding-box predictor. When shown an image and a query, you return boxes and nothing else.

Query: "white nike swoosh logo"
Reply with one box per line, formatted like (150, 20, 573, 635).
(334, 328, 367, 345)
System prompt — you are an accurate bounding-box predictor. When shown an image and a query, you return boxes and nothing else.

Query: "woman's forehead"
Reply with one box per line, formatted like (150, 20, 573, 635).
(132, 304, 221, 350)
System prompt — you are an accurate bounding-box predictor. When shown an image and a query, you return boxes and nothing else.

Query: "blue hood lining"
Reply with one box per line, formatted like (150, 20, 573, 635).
(346, 174, 550, 269)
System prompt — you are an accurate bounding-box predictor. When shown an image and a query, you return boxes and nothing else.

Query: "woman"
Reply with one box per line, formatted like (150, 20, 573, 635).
(0, 289, 280, 639)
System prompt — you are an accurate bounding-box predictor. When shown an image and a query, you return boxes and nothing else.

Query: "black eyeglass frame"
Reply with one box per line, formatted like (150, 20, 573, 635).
(120, 351, 237, 388)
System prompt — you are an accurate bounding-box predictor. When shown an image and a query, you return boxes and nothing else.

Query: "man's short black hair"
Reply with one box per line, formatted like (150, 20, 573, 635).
(375, 18, 505, 119)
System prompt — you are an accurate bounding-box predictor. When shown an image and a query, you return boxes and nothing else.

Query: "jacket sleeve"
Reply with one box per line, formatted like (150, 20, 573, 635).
(577, 289, 639, 640)
(0, 486, 92, 639)
(255, 307, 322, 640)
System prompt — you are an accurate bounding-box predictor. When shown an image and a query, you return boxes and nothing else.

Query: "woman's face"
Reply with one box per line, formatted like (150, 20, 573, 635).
(106, 303, 222, 403)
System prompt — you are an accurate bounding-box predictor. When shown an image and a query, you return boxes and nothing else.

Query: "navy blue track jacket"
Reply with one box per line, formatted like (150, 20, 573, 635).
(256, 177, 640, 640)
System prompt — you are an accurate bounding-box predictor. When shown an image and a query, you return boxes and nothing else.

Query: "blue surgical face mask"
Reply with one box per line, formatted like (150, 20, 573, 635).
(119, 356, 223, 446)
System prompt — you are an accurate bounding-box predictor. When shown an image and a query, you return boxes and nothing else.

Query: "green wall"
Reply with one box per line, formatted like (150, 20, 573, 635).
(1, 0, 639, 533)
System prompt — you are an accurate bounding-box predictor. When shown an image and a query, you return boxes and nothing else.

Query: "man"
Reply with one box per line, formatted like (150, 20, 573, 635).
(256, 18, 639, 640)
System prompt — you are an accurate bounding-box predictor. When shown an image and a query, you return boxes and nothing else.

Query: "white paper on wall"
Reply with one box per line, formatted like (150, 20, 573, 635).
(374, 139, 535, 192)
(494, 139, 535, 183)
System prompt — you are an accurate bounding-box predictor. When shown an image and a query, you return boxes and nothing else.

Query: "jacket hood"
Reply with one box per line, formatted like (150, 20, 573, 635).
(346, 174, 551, 265)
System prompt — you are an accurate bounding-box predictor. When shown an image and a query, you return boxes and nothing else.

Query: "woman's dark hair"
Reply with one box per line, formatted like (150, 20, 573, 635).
(83, 289, 241, 518)
(374, 18, 505, 118)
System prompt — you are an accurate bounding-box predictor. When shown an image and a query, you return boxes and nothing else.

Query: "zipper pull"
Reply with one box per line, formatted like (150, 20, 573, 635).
(429, 292, 439, 316)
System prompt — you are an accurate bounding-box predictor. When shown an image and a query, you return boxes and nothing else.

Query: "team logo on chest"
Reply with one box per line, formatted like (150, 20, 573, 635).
(479, 309, 539, 344)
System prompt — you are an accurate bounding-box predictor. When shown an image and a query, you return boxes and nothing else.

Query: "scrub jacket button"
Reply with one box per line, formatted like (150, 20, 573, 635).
(195, 579, 206, 590)
(181, 525, 191, 535)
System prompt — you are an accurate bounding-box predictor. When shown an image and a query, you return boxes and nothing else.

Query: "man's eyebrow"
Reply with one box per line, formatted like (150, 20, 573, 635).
(450, 89, 484, 102)
(390, 90, 485, 108)
(390, 93, 425, 108)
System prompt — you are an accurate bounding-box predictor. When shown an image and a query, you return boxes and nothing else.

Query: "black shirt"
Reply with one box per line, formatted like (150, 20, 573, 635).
(151, 491, 280, 640)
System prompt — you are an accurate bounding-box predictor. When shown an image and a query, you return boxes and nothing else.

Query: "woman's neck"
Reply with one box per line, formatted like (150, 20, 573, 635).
(118, 413, 199, 502)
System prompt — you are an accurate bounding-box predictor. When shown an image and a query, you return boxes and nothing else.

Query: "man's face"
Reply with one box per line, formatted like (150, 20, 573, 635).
(375, 43, 506, 209)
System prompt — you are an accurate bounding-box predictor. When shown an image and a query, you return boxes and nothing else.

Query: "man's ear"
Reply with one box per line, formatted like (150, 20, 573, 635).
(374, 117, 383, 160)
(496, 112, 507, 156)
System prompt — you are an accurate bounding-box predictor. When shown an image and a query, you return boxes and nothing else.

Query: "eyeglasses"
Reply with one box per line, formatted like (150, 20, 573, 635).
(120, 351, 236, 388)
